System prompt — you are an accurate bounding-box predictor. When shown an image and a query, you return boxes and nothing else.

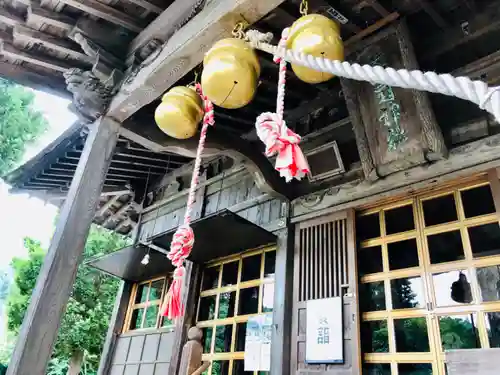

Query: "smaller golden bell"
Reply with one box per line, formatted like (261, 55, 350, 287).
(201, 38, 260, 109)
(287, 14, 344, 84)
(154, 86, 204, 139)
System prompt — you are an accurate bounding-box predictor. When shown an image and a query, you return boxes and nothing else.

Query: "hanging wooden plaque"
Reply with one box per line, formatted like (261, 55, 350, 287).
(341, 21, 447, 179)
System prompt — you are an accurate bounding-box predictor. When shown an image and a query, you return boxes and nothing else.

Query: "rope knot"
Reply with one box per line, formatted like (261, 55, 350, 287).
(255, 112, 309, 182)
(168, 224, 194, 268)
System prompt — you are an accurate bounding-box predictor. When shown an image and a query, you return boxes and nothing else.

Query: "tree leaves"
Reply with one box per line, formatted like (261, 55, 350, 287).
(6, 225, 131, 371)
(0, 79, 48, 177)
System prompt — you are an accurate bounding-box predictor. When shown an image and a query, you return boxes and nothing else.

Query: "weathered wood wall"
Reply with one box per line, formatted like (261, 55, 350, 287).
(138, 166, 288, 243)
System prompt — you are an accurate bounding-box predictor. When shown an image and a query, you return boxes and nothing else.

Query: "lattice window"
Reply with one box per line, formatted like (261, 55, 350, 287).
(297, 218, 349, 302)
(196, 246, 276, 375)
(124, 277, 174, 332)
(357, 177, 500, 375)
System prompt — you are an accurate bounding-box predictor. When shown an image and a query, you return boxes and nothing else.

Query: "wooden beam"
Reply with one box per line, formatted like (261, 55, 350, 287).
(56, 0, 145, 32)
(453, 50, 500, 84)
(0, 40, 72, 72)
(0, 60, 70, 98)
(0, 8, 24, 27)
(292, 131, 500, 219)
(415, 0, 448, 29)
(6, 116, 121, 375)
(128, 0, 209, 58)
(119, 123, 295, 199)
(124, 0, 162, 14)
(103, 199, 133, 227)
(13, 24, 91, 63)
(422, 1, 500, 61)
(109, 0, 286, 122)
(27, 5, 76, 32)
(344, 12, 400, 49)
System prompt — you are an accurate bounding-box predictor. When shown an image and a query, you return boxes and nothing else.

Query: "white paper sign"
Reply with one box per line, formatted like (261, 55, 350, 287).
(306, 297, 343, 364)
(244, 314, 272, 371)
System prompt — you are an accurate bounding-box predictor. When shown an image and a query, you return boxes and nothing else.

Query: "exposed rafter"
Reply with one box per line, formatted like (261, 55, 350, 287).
(0, 40, 72, 72)
(0, 7, 23, 27)
(27, 5, 75, 33)
(56, 0, 145, 32)
(13, 24, 91, 63)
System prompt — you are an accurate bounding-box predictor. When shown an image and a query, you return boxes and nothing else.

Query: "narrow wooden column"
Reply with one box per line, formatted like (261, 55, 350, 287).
(97, 281, 133, 375)
(7, 116, 120, 375)
(271, 222, 294, 375)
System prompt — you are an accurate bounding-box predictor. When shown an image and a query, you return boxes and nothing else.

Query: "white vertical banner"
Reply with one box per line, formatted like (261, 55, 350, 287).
(306, 297, 344, 364)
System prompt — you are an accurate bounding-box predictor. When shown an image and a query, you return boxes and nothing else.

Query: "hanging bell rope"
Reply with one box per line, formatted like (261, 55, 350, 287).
(255, 28, 310, 182)
(244, 29, 500, 123)
(161, 82, 215, 320)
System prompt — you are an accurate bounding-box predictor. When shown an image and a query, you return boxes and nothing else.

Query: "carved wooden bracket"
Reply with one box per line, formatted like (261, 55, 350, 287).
(120, 120, 296, 200)
(341, 21, 447, 180)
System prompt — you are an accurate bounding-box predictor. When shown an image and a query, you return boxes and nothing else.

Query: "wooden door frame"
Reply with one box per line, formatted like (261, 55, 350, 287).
(291, 210, 362, 375)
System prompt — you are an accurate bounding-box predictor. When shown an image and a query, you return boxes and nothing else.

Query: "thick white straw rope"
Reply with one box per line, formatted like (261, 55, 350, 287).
(245, 30, 500, 124)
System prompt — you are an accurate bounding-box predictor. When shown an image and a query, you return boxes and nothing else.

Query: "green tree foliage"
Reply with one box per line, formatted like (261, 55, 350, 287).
(0, 79, 48, 176)
(7, 225, 130, 374)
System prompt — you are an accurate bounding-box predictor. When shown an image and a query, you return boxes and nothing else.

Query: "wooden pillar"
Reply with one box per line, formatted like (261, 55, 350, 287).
(97, 281, 133, 375)
(270, 220, 294, 374)
(7, 116, 121, 375)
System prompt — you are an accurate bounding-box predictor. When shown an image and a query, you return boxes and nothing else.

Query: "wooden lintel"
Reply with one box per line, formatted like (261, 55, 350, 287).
(0, 40, 72, 72)
(13, 24, 91, 63)
(57, 0, 145, 32)
(0, 8, 24, 27)
(0, 59, 70, 98)
(27, 5, 76, 32)
(109, 0, 286, 122)
(292, 132, 500, 219)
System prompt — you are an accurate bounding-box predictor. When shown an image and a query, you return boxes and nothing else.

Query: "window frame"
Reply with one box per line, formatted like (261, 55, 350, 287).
(123, 276, 174, 333)
(196, 245, 276, 374)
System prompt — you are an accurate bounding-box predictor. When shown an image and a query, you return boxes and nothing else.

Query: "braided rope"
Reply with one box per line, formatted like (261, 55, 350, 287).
(255, 29, 310, 182)
(245, 30, 500, 123)
(162, 83, 214, 319)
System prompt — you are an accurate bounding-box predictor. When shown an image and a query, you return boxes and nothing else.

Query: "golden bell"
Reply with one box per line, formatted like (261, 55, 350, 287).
(201, 38, 260, 109)
(287, 14, 344, 84)
(154, 86, 204, 139)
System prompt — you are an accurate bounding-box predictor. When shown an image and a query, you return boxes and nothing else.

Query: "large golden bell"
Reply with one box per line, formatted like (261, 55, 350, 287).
(287, 14, 344, 84)
(201, 38, 260, 109)
(154, 86, 204, 139)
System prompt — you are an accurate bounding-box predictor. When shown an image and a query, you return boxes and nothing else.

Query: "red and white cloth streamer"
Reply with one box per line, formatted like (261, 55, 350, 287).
(161, 83, 214, 319)
(255, 28, 310, 182)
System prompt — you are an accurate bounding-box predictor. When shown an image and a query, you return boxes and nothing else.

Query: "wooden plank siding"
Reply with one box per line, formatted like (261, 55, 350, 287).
(138, 169, 287, 243)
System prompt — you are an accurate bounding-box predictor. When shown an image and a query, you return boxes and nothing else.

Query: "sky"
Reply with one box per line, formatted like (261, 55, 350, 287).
(0, 90, 77, 268)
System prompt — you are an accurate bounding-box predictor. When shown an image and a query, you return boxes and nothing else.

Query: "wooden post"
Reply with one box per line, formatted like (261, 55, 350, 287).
(97, 281, 133, 375)
(270, 220, 294, 374)
(7, 116, 120, 375)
